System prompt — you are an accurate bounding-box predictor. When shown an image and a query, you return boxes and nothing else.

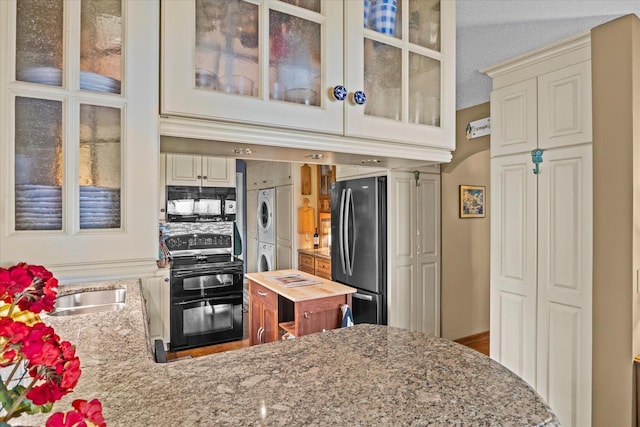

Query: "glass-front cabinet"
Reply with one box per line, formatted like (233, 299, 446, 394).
(161, 0, 454, 149)
(0, 1, 158, 274)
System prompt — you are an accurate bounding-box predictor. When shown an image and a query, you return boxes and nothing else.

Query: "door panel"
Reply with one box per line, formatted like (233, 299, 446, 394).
(490, 154, 537, 387)
(538, 61, 592, 149)
(490, 78, 537, 157)
(536, 145, 592, 427)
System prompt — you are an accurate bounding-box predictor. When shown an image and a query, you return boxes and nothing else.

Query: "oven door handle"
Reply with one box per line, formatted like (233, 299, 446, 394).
(173, 295, 240, 306)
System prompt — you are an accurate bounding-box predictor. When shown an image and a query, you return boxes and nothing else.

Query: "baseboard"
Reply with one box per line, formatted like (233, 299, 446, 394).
(454, 331, 490, 346)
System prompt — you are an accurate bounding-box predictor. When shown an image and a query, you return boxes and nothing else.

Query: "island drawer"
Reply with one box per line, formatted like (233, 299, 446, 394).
(314, 258, 331, 279)
(298, 253, 314, 270)
(250, 281, 277, 307)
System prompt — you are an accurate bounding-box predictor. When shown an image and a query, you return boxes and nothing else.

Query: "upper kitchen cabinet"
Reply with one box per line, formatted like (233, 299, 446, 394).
(0, 0, 159, 278)
(161, 0, 455, 153)
(165, 154, 236, 187)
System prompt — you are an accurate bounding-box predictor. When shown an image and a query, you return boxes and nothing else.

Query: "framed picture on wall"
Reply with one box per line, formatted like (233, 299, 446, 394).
(460, 185, 486, 218)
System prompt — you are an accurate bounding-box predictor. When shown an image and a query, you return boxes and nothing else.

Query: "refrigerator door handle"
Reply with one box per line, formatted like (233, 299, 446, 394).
(339, 188, 347, 275)
(345, 188, 355, 276)
(352, 292, 374, 301)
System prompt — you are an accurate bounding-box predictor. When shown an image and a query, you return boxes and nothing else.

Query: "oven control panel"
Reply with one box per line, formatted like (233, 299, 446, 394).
(165, 234, 232, 252)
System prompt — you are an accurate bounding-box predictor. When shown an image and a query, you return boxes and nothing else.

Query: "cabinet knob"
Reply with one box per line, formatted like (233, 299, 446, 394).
(202, 176, 207, 180)
(197, 175, 202, 179)
(164, 278, 169, 282)
(333, 85, 347, 101)
(353, 90, 367, 105)
(160, 208, 165, 213)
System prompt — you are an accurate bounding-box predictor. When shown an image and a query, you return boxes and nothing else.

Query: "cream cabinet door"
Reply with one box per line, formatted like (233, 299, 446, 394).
(489, 153, 538, 388)
(490, 78, 538, 157)
(166, 154, 235, 187)
(387, 171, 440, 336)
(276, 184, 293, 270)
(274, 162, 292, 187)
(166, 154, 202, 185)
(246, 188, 258, 274)
(343, 0, 455, 149)
(142, 270, 171, 346)
(161, 0, 344, 134)
(537, 61, 592, 150)
(535, 145, 592, 427)
(202, 157, 235, 187)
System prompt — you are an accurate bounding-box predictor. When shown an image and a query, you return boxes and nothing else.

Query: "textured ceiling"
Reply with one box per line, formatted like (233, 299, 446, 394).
(456, 0, 640, 110)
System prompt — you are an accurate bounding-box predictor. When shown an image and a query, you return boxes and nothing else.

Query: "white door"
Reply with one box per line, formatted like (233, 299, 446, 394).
(246, 189, 258, 273)
(387, 171, 440, 336)
(489, 153, 538, 388)
(535, 145, 592, 427)
(276, 185, 293, 270)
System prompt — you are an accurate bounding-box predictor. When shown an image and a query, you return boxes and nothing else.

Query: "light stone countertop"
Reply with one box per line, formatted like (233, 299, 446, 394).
(297, 247, 331, 259)
(20, 280, 559, 427)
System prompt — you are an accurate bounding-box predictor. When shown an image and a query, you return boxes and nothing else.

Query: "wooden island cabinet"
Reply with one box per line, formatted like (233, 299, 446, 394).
(297, 248, 331, 280)
(246, 270, 355, 346)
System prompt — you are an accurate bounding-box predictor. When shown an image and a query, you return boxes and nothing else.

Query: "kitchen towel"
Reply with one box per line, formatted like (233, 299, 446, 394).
(341, 304, 354, 327)
(234, 222, 242, 256)
(368, 0, 397, 35)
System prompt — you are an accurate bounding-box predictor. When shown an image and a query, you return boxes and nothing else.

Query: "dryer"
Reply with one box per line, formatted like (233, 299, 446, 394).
(257, 188, 275, 245)
(258, 242, 276, 272)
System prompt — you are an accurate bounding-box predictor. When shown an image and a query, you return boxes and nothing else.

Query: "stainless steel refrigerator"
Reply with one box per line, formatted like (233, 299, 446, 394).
(331, 176, 387, 325)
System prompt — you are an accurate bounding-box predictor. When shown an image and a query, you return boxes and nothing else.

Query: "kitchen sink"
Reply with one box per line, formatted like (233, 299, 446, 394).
(50, 288, 126, 316)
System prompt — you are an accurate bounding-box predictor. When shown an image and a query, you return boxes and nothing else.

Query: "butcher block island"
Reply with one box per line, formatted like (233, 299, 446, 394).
(246, 270, 356, 345)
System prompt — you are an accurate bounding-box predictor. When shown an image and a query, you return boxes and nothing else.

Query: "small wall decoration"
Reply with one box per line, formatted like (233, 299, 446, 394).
(300, 164, 311, 195)
(460, 185, 486, 218)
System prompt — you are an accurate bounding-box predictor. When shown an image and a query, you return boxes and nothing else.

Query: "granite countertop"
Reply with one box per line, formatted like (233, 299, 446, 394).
(21, 280, 559, 426)
(298, 247, 331, 259)
(246, 269, 355, 302)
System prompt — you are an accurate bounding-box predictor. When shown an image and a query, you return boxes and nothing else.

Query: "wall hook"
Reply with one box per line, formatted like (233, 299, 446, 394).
(413, 171, 421, 186)
(531, 149, 544, 175)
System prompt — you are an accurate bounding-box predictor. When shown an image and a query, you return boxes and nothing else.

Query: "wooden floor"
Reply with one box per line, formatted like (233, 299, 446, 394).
(454, 331, 490, 356)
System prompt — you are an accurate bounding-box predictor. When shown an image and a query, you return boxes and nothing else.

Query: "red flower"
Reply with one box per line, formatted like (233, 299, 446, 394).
(60, 357, 81, 389)
(45, 398, 105, 427)
(0, 264, 33, 302)
(27, 380, 67, 405)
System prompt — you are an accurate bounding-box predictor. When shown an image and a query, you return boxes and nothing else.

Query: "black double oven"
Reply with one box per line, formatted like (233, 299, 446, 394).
(165, 231, 244, 351)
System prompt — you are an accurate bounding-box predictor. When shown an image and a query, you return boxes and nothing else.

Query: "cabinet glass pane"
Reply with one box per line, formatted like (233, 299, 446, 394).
(270, 10, 321, 105)
(79, 104, 121, 229)
(80, 0, 123, 94)
(195, 0, 259, 97)
(364, 0, 402, 39)
(280, 0, 321, 13)
(409, 0, 440, 51)
(364, 39, 401, 120)
(15, 0, 64, 86)
(409, 53, 440, 126)
(15, 97, 63, 231)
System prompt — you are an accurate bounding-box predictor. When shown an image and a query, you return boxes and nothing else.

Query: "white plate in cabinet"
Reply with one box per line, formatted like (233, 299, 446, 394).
(161, 0, 455, 150)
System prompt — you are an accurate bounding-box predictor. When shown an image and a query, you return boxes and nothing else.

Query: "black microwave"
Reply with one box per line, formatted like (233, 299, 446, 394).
(166, 186, 236, 222)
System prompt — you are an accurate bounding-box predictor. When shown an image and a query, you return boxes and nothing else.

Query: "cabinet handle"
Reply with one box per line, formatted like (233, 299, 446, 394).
(164, 278, 169, 282)
(257, 290, 268, 297)
(333, 85, 347, 101)
(202, 176, 207, 180)
(353, 90, 367, 105)
(197, 175, 202, 179)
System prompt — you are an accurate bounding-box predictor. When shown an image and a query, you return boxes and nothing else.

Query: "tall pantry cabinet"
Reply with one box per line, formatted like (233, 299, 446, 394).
(484, 33, 592, 427)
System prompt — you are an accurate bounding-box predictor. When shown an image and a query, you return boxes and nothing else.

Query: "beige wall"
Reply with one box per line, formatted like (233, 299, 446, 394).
(441, 103, 490, 340)
(591, 14, 640, 427)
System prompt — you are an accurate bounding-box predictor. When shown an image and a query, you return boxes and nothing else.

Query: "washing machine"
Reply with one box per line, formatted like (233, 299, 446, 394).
(257, 188, 275, 244)
(257, 242, 276, 272)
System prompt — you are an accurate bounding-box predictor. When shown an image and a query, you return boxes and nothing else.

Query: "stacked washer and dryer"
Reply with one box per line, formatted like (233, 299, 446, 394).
(257, 188, 276, 272)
